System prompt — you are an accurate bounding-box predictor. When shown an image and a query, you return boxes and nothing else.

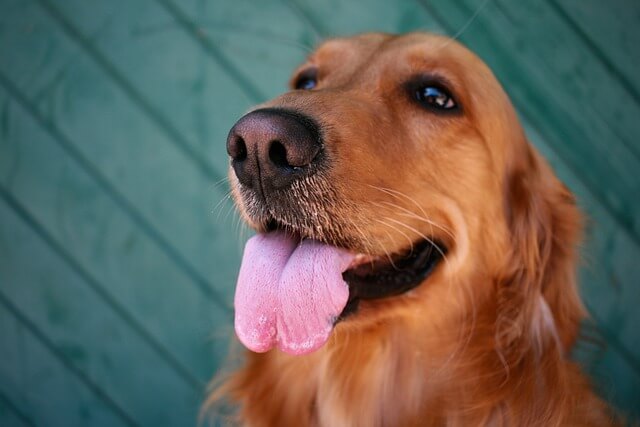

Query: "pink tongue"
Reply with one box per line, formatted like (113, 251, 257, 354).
(234, 231, 354, 355)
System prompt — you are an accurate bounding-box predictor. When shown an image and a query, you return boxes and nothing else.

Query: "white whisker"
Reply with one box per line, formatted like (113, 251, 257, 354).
(381, 201, 455, 241)
(376, 218, 415, 255)
(382, 216, 451, 272)
(347, 216, 374, 254)
(447, 0, 490, 44)
(212, 190, 233, 221)
(368, 184, 456, 242)
(212, 175, 230, 191)
(371, 223, 401, 270)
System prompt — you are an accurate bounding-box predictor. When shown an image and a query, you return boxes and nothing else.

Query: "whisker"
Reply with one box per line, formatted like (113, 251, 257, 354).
(372, 200, 456, 243)
(376, 217, 415, 254)
(212, 175, 230, 190)
(372, 190, 475, 378)
(380, 201, 455, 241)
(371, 223, 400, 270)
(368, 185, 457, 245)
(447, 0, 491, 43)
(421, 0, 491, 54)
(231, 205, 249, 252)
(221, 195, 239, 224)
(368, 185, 429, 216)
(382, 216, 451, 272)
(347, 216, 374, 254)
(213, 191, 234, 223)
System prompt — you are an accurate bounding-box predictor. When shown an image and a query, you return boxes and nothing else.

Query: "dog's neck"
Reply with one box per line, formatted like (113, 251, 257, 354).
(219, 288, 610, 427)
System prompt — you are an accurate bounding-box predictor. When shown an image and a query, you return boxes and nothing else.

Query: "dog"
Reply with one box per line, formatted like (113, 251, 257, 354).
(210, 32, 616, 426)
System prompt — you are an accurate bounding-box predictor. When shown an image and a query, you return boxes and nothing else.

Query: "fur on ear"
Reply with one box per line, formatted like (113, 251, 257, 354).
(497, 142, 585, 366)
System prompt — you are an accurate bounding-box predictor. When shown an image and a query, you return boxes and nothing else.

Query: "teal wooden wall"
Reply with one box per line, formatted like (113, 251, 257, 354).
(0, 0, 638, 425)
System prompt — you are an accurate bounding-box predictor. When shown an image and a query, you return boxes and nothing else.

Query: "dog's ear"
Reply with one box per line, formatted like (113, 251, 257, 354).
(497, 141, 585, 365)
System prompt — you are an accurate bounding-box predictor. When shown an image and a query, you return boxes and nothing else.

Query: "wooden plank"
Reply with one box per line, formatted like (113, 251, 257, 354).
(0, 303, 129, 427)
(39, 0, 311, 155)
(0, 195, 207, 426)
(0, 0, 243, 304)
(550, 0, 640, 100)
(0, 392, 34, 427)
(29, 0, 236, 179)
(0, 84, 233, 384)
(152, 0, 308, 101)
(285, 0, 443, 37)
(573, 325, 640, 421)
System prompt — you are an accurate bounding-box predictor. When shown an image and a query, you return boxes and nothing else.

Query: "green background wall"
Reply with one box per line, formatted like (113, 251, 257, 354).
(0, 0, 638, 425)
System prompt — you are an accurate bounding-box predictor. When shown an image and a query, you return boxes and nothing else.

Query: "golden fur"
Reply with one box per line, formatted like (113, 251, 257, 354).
(209, 32, 616, 426)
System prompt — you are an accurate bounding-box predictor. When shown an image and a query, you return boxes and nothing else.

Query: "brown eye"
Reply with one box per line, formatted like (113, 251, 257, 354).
(294, 68, 318, 90)
(415, 86, 456, 110)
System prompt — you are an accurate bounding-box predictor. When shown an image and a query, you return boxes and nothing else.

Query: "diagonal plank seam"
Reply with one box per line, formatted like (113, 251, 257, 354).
(0, 71, 232, 313)
(0, 291, 140, 427)
(0, 184, 207, 392)
(32, 0, 226, 187)
(283, 0, 326, 42)
(585, 302, 640, 378)
(0, 390, 36, 427)
(493, 0, 640, 163)
(547, 0, 640, 110)
(153, 0, 267, 103)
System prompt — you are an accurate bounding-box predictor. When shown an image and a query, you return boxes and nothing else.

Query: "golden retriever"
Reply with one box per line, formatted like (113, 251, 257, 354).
(209, 32, 616, 426)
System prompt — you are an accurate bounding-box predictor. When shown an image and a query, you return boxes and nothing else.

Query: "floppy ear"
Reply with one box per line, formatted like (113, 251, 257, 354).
(496, 141, 585, 365)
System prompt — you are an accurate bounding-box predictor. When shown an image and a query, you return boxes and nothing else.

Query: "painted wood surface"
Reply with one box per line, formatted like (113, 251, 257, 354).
(0, 0, 638, 425)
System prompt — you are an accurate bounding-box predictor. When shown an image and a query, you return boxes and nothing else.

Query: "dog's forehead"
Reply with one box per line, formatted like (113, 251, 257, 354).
(309, 32, 484, 78)
(306, 33, 391, 68)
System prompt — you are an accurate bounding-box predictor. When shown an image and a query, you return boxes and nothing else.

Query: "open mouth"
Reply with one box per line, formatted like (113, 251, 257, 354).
(234, 217, 446, 356)
(263, 218, 447, 319)
(340, 238, 446, 319)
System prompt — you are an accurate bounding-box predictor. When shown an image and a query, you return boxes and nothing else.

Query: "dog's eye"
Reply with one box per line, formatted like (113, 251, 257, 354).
(293, 69, 318, 90)
(296, 77, 317, 90)
(415, 86, 456, 110)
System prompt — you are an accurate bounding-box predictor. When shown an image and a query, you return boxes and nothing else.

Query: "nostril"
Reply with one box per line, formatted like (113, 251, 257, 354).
(268, 140, 289, 168)
(228, 109, 323, 191)
(232, 136, 247, 161)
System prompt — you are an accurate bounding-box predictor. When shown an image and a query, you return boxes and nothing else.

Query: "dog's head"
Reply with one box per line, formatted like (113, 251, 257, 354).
(226, 32, 584, 359)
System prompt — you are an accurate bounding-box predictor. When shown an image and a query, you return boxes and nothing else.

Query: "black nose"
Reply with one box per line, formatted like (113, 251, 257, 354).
(227, 108, 323, 192)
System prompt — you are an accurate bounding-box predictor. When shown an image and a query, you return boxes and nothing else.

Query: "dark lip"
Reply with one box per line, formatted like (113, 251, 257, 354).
(338, 238, 446, 321)
(264, 218, 282, 233)
(343, 238, 446, 298)
(263, 217, 446, 321)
